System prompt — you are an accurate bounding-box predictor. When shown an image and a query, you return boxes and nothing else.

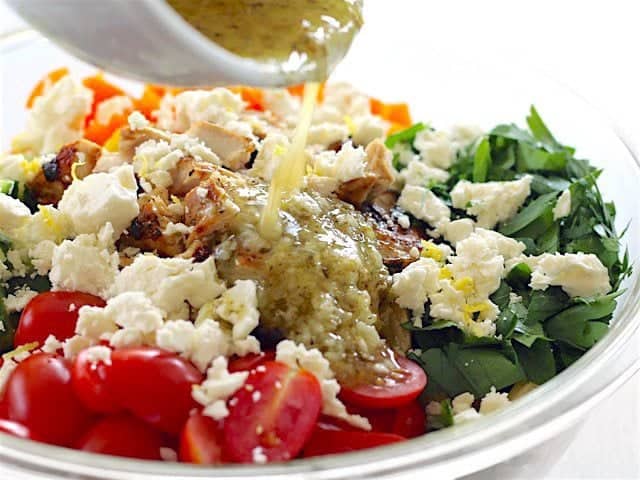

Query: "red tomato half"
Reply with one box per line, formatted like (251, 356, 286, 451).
(391, 401, 427, 438)
(228, 351, 275, 373)
(224, 361, 322, 463)
(72, 347, 120, 414)
(339, 356, 427, 409)
(76, 415, 164, 460)
(107, 348, 203, 435)
(0, 419, 39, 440)
(4, 353, 93, 446)
(14, 291, 105, 347)
(302, 425, 405, 458)
(179, 412, 225, 464)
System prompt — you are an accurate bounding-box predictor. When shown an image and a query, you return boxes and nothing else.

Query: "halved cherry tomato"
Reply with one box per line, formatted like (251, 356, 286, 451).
(107, 347, 203, 435)
(302, 424, 405, 458)
(228, 351, 275, 373)
(14, 291, 105, 347)
(339, 356, 427, 409)
(0, 401, 8, 419)
(224, 361, 322, 463)
(4, 353, 93, 446)
(179, 412, 225, 464)
(72, 347, 120, 414)
(391, 401, 427, 438)
(0, 419, 39, 440)
(76, 415, 164, 460)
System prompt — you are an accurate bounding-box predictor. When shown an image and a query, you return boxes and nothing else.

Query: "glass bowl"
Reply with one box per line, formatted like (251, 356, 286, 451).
(1, 29, 640, 480)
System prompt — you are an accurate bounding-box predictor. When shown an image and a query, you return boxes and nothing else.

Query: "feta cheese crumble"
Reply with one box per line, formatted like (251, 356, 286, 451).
(450, 176, 532, 229)
(553, 189, 571, 220)
(397, 185, 451, 232)
(58, 165, 139, 237)
(522, 252, 611, 298)
(11, 75, 93, 154)
(49, 223, 119, 298)
(111, 255, 226, 320)
(192, 357, 249, 420)
(0, 194, 31, 232)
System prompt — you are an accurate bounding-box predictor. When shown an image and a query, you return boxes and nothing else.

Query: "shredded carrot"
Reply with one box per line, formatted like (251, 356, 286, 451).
(134, 85, 163, 120)
(26, 67, 69, 108)
(370, 98, 412, 129)
(228, 86, 265, 111)
(82, 73, 126, 104)
(287, 83, 325, 102)
(82, 73, 127, 124)
(84, 113, 128, 146)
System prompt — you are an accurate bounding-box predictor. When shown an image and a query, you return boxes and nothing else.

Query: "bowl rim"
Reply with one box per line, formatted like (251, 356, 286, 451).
(1, 30, 640, 480)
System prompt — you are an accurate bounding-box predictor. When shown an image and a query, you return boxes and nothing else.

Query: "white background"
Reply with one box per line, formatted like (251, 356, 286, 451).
(1, 1, 639, 478)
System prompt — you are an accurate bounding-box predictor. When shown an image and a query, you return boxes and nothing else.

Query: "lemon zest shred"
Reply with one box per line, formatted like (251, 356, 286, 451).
(421, 240, 443, 262)
(19, 159, 41, 177)
(71, 159, 87, 182)
(343, 115, 356, 136)
(439, 267, 453, 280)
(453, 277, 474, 296)
(2, 342, 39, 361)
(38, 205, 63, 237)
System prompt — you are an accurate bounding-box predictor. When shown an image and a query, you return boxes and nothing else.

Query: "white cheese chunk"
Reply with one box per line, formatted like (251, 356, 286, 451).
(352, 114, 387, 146)
(250, 133, 289, 181)
(0, 154, 47, 183)
(192, 357, 249, 420)
(95, 95, 133, 125)
(128, 111, 150, 131)
(5, 286, 38, 313)
(450, 176, 532, 229)
(111, 255, 226, 320)
(58, 165, 139, 238)
(213, 280, 260, 341)
(397, 185, 451, 231)
(41, 334, 63, 354)
(553, 189, 571, 220)
(50, 224, 119, 297)
(413, 129, 454, 169)
(156, 88, 245, 132)
(0, 194, 31, 232)
(275, 340, 371, 430)
(401, 159, 450, 187)
(12, 76, 93, 154)
(307, 122, 349, 147)
(524, 252, 611, 298)
(479, 387, 511, 414)
(313, 141, 367, 182)
(443, 218, 475, 246)
(391, 258, 441, 320)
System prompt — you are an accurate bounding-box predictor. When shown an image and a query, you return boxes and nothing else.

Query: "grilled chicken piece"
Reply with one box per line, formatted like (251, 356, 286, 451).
(337, 139, 395, 207)
(184, 176, 240, 242)
(363, 191, 425, 273)
(169, 156, 216, 197)
(118, 191, 186, 257)
(119, 125, 172, 162)
(29, 139, 102, 205)
(186, 121, 255, 171)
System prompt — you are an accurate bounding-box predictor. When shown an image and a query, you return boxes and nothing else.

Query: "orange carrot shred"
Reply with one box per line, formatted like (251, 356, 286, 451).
(84, 113, 129, 146)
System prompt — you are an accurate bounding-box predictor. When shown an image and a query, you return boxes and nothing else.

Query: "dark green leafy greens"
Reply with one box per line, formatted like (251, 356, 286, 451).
(400, 107, 631, 404)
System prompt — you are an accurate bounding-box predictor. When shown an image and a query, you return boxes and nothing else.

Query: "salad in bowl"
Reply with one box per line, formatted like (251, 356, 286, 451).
(0, 68, 629, 464)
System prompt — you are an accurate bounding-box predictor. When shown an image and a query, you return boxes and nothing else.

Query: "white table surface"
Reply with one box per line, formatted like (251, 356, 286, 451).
(1, 1, 639, 479)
